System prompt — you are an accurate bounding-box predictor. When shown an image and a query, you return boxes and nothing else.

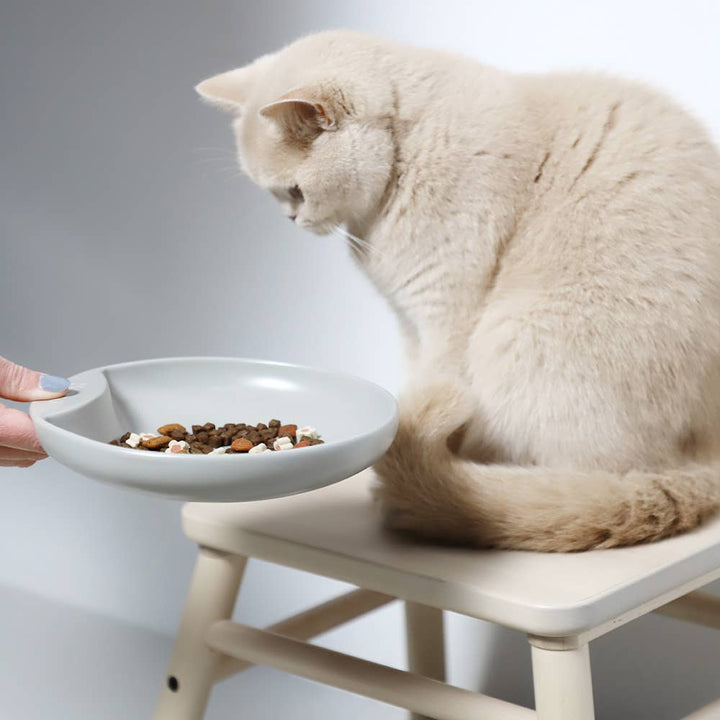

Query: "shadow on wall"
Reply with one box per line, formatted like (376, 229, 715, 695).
(477, 610, 720, 719)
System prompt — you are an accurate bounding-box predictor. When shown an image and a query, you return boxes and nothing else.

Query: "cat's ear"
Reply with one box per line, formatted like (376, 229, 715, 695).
(195, 54, 275, 114)
(259, 86, 339, 141)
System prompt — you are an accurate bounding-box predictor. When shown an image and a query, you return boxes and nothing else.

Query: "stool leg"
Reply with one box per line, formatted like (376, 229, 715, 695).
(154, 547, 247, 720)
(530, 641, 595, 720)
(405, 602, 445, 720)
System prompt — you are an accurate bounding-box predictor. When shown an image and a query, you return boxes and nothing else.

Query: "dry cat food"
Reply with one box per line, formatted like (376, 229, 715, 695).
(108, 420, 324, 455)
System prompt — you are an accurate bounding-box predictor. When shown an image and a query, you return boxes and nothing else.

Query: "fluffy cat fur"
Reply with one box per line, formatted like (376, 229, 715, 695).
(197, 30, 720, 551)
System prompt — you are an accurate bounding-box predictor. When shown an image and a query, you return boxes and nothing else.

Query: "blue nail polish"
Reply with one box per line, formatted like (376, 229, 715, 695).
(39, 375, 70, 393)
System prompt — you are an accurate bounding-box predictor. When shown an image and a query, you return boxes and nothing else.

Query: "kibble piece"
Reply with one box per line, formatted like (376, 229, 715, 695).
(157, 423, 186, 436)
(126, 433, 142, 448)
(231, 438, 253, 453)
(120, 432, 131, 444)
(273, 436, 293, 451)
(278, 424, 297, 439)
(192, 425, 203, 435)
(202, 422, 216, 432)
(296, 426, 318, 442)
(170, 429, 186, 440)
(210, 446, 231, 455)
(294, 440, 311, 449)
(141, 435, 172, 450)
(165, 440, 190, 454)
(248, 442, 268, 454)
(268, 419, 281, 428)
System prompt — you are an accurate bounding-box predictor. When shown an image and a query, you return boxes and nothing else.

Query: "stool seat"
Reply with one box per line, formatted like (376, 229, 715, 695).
(183, 470, 720, 638)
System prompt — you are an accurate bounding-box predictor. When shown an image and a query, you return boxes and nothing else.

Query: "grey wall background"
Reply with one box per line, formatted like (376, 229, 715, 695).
(2, 1, 720, 718)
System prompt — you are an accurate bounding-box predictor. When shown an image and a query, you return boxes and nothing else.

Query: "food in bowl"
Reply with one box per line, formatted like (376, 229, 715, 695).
(109, 420, 323, 455)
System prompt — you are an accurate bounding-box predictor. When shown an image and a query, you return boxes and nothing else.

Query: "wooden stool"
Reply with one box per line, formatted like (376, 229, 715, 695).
(154, 470, 720, 720)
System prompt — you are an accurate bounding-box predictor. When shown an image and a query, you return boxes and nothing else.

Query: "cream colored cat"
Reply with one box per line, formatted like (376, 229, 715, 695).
(197, 30, 720, 551)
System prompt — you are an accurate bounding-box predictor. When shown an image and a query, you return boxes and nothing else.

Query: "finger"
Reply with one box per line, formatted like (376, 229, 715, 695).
(0, 404, 45, 452)
(0, 459, 36, 467)
(0, 446, 47, 461)
(0, 356, 69, 401)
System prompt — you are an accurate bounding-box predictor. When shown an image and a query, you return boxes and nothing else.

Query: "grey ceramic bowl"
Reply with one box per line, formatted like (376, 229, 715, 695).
(30, 357, 398, 502)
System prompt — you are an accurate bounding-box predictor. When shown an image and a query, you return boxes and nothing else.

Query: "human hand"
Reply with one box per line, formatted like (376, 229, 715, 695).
(0, 357, 69, 467)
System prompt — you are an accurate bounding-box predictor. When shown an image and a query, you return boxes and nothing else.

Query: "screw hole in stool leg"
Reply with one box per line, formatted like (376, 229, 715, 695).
(167, 676, 180, 693)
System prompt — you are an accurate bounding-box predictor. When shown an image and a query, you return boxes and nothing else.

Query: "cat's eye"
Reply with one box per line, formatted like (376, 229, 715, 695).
(288, 185, 304, 202)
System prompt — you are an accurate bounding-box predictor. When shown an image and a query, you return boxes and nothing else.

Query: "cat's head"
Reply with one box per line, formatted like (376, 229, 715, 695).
(196, 32, 395, 236)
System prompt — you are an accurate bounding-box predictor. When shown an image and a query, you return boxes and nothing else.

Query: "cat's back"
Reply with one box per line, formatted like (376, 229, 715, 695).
(467, 72, 720, 468)
(497, 71, 720, 294)
(521, 71, 720, 206)
(480, 70, 720, 402)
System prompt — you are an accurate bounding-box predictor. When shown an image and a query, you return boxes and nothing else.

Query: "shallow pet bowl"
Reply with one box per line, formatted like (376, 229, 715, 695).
(30, 357, 398, 502)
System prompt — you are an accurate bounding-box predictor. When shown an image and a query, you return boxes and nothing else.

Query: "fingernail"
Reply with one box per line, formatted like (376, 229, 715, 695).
(39, 375, 70, 393)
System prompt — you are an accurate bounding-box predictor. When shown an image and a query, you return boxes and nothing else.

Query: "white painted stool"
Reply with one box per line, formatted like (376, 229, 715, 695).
(154, 470, 720, 720)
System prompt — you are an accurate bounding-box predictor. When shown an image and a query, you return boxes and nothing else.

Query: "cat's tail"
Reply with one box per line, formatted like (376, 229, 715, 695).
(373, 381, 720, 551)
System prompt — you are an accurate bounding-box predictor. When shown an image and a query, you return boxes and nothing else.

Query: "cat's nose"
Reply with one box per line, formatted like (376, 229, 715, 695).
(289, 214, 297, 222)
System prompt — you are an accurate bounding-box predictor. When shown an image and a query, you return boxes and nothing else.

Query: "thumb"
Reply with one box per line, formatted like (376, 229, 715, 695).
(0, 357, 70, 401)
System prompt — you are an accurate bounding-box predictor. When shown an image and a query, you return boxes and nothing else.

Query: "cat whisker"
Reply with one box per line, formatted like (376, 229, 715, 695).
(332, 227, 358, 253)
(334, 228, 368, 255)
(332, 225, 380, 257)
(191, 146, 244, 180)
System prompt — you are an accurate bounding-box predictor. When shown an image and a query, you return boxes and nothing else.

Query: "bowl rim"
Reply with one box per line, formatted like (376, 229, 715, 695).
(30, 355, 399, 461)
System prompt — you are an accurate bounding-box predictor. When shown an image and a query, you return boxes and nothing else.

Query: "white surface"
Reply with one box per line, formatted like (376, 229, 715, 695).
(3, 3, 720, 720)
(183, 471, 720, 636)
(30, 357, 397, 501)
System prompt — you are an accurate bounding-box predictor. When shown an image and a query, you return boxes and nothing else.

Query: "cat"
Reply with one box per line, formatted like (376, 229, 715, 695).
(196, 30, 720, 551)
